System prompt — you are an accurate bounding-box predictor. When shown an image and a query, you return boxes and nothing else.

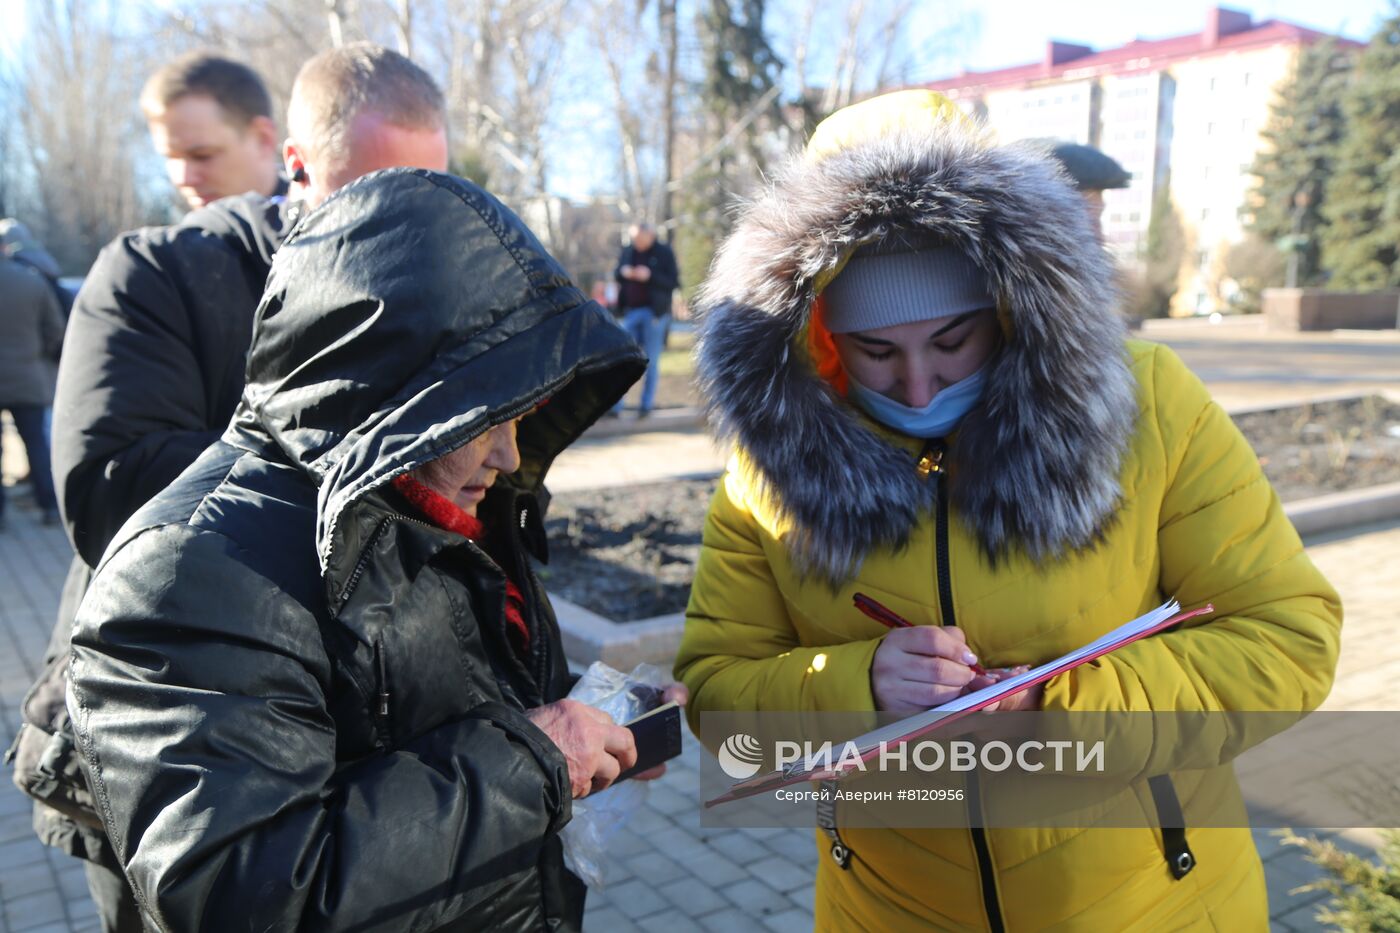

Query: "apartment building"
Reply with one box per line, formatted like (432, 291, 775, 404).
(925, 6, 1354, 315)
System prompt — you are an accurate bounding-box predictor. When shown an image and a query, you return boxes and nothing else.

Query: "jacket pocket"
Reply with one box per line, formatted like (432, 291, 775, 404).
(6, 716, 104, 828)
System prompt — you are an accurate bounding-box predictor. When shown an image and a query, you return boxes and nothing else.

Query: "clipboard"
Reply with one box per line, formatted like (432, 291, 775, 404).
(706, 599, 1213, 806)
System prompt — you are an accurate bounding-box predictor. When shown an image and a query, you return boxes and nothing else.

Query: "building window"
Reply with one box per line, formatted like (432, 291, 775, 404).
(1128, 212, 1141, 222)
(1201, 207, 1211, 221)
(1206, 122, 1215, 135)
(1209, 76, 1217, 91)
(1203, 166, 1211, 180)
(1243, 72, 1251, 87)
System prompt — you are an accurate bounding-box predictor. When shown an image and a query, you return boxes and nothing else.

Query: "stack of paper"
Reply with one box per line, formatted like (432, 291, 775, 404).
(708, 598, 1212, 806)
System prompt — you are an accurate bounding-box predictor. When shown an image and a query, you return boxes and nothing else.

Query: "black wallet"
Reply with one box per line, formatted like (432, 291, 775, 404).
(616, 701, 683, 782)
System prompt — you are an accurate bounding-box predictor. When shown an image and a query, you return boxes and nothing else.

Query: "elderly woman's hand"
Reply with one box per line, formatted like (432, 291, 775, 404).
(526, 699, 638, 798)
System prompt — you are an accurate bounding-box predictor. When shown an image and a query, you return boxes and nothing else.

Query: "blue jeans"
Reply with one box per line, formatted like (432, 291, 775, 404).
(1, 404, 57, 517)
(614, 308, 668, 413)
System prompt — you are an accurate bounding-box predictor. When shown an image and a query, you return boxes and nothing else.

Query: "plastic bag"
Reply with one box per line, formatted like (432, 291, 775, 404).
(559, 661, 670, 888)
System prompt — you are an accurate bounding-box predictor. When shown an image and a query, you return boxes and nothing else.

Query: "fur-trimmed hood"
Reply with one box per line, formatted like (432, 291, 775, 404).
(696, 111, 1137, 585)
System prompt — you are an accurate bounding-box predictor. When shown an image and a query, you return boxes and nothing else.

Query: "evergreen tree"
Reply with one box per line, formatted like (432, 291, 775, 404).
(676, 0, 784, 303)
(1246, 38, 1350, 287)
(700, 0, 783, 155)
(1321, 9, 1400, 288)
(1139, 187, 1186, 317)
(675, 164, 728, 306)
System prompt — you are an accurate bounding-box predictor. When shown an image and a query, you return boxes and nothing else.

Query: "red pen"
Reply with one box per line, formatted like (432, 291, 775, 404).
(853, 592, 988, 676)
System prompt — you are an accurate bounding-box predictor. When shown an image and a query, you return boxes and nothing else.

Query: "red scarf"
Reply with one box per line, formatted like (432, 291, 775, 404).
(391, 474, 531, 656)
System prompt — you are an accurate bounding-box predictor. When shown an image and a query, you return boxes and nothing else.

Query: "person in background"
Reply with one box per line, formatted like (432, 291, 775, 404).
(140, 51, 282, 211)
(677, 89, 1339, 931)
(14, 43, 449, 933)
(0, 219, 71, 450)
(1045, 140, 1131, 240)
(611, 222, 679, 418)
(0, 218, 73, 320)
(0, 251, 64, 529)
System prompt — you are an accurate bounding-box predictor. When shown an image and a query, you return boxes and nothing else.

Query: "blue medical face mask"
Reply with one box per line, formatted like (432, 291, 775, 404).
(847, 364, 988, 438)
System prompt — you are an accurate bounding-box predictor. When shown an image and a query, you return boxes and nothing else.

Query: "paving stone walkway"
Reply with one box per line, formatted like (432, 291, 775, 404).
(2, 428, 1397, 931)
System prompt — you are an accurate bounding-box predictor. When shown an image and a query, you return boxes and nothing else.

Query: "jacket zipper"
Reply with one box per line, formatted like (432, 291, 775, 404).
(400, 505, 546, 700)
(923, 441, 1006, 933)
(338, 517, 394, 608)
(372, 636, 393, 748)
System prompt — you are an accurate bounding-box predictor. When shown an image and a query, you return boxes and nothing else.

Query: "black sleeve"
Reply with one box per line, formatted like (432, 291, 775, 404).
(52, 235, 223, 567)
(651, 244, 680, 293)
(69, 524, 572, 932)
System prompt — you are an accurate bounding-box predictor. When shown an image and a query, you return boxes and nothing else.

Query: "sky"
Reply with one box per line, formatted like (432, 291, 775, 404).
(0, 2, 23, 59)
(925, 0, 1386, 78)
(1, 0, 1391, 202)
(548, 0, 1392, 200)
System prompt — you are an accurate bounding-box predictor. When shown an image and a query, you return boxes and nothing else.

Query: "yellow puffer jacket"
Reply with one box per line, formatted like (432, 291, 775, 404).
(678, 92, 1342, 931)
(678, 341, 1340, 930)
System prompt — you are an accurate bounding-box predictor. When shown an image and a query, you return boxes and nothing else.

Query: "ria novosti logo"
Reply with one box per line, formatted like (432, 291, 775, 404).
(717, 733, 764, 779)
(715, 733, 1107, 779)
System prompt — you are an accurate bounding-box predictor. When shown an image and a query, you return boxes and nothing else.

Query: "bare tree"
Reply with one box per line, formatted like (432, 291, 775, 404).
(658, 0, 680, 233)
(777, 0, 961, 127)
(325, 0, 354, 46)
(0, 70, 25, 220)
(12, 0, 159, 271)
(584, 0, 682, 226)
(389, 0, 414, 56)
(154, 0, 331, 129)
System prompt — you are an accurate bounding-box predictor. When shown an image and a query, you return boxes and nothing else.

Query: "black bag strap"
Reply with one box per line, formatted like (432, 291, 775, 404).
(815, 780, 852, 869)
(1149, 774, 1197, 880)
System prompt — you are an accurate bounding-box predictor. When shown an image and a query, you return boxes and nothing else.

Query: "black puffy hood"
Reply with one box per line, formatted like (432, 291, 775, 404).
(224, 168, 644, 595)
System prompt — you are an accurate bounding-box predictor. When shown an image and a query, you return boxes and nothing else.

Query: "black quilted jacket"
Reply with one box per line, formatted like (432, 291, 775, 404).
(68, 168, 645, 931)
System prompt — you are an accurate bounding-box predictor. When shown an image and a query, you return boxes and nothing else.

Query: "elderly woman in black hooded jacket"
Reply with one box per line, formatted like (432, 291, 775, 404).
(67, 168, 665, 932)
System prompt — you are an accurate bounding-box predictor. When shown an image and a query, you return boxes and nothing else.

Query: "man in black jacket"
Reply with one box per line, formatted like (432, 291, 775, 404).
(610, 222, 679, 418)
(69, 168, 648, 931)
(17, 44, 449, 932)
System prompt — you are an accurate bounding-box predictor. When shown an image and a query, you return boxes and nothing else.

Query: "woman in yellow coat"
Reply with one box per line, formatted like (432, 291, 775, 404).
(675, 90, 1342, 931)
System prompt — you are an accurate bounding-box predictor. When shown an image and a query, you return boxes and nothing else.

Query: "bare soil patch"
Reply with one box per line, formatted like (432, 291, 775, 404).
(541, 396, 1400, 620)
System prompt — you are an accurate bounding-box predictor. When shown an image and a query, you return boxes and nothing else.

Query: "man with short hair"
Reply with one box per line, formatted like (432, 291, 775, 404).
(15, 44, 450, 932)
(282, 42, 448, 206)
(1044, 140, 1131, 240)
(611, 222, 679, 418)
(140, 52, 282, 210)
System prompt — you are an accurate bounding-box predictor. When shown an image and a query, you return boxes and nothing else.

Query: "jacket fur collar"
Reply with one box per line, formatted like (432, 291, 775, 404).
(696, 125, 1138, 585)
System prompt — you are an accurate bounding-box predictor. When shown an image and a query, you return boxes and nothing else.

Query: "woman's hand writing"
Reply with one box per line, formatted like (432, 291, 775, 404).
(871, 625, 982, 713)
